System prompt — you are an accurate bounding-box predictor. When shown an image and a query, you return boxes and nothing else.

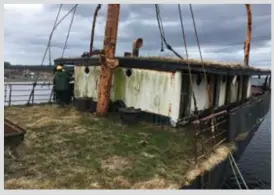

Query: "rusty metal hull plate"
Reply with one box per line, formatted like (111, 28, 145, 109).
(228, 93, 270, 141)
(4, 118, 26, 148)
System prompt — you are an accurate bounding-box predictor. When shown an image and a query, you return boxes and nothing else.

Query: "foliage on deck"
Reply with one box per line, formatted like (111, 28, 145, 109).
(127, 56, 270, 72)
(4, 105, 197, 189)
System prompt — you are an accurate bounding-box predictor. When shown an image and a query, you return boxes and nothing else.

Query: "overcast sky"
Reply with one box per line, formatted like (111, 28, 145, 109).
(4, 4, 271, 68)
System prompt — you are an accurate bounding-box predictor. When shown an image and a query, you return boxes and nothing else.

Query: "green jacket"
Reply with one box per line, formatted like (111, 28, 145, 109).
(53, 70, 70, 91)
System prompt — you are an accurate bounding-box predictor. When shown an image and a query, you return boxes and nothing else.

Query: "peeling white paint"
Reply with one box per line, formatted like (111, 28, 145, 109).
(229, 78, 239, 103)
(218, 75, 227, 107)
(74, 66, 182, 122)
(74, 66, 101, 98)
(246, 76, 252, 98)
(190, 75, 209, 112)
(74, 65, 254, 123)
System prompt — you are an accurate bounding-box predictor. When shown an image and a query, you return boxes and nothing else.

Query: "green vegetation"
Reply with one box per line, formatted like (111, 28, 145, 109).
(4, 105, 197, 189)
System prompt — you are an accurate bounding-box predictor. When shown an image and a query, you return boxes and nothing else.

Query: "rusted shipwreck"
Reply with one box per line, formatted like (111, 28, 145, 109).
(4, 4, 271, 189)
(53, 4, 271, 189)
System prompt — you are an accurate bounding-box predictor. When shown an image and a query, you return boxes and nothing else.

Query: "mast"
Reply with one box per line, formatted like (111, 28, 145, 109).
(244, 4, 252, 66)
(96, 4, 120, 116)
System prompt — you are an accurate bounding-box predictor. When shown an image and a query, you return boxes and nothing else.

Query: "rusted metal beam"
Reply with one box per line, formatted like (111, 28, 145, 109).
(132, 38, 143, 57)
(192, 110, 227, 124)
(4, 118, 26, 148)
(89, 4, 102, 53)
(96, 4, 120, 116)
(244, 4, 252, 66)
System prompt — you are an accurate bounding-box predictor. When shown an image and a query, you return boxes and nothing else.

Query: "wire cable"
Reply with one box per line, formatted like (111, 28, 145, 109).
(155, 4, 184, 59)
(61, 5, 78, 57)
(27, 4, 78, 104)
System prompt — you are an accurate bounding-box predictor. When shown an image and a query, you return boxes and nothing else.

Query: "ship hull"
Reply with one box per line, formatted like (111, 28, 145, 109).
(181, 91, 270, 189)
(181, 117, 264, 189)
(73, 92, 270, 189)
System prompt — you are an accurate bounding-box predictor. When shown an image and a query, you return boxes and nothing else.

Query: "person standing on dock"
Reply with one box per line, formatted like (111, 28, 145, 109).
(53, 65, 70, 107)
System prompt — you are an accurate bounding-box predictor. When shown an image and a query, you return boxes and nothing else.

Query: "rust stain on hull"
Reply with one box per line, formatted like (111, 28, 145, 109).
(168, 103, 172, 116)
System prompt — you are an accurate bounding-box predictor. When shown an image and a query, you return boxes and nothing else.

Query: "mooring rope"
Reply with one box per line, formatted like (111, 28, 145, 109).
(229, 154, 242, 189)
(229, 153, 249, 189)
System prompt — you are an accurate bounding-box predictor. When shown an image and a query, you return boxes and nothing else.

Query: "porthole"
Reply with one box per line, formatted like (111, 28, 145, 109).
(84, 67, 90, 74)
(125, 69, 132, 77)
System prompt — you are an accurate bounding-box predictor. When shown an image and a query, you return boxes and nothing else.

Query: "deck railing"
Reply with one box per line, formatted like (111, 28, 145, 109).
(192, 110, 229, 162)
(4, 82, 55, 106)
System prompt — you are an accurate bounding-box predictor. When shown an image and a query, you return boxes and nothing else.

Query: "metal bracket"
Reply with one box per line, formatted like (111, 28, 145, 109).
(99, 55, 119, 69)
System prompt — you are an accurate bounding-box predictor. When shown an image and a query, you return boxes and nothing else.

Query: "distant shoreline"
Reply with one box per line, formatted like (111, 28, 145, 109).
(4, 78, 52, 83)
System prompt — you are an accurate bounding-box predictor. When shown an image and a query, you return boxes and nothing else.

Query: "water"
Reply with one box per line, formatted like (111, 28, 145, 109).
(221, 77, 271, 189)
(222, 110, 271, 189)
(4, 81, 272, 189)
(4, 81, 53, 106)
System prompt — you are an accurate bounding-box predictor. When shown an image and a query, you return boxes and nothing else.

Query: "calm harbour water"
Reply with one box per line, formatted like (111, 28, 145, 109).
(4, 81, 272, 189)
(222, 110, 271, 189)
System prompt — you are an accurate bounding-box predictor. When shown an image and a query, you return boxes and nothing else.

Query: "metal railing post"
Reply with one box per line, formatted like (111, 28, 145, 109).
(8, 84, 12, 106)
(4, 84, 7, 102)
(32, 88, 35, 105)
(4, 82, 55, 106)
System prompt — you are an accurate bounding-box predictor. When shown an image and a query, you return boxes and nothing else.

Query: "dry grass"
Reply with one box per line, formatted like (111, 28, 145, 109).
(183, 143, 236, 186)
(4, 104, 198, 189)
(57, 56, 271, 73)
(126, 56, 270, 72)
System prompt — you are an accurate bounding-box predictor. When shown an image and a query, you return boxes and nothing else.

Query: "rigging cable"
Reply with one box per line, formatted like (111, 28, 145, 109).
(27, 4, 63, 105)
(155, 5, 165, 51)
(27, 4, 78, 105)
(177, 4, 198, 113)
(41, 4, 78, 67)
(154, 5, 184, 59)
(61, 5, 78, 57)
(189, 4, 219, 142)
(90, 4, 102, 53)
(229, 153, 249, 189)
(177, 5, 205, 175)
(188, 5, 233, 187)
(229, 154, 242, 189)
(48, 4, 63, 66)
(189, 5, 209, 90)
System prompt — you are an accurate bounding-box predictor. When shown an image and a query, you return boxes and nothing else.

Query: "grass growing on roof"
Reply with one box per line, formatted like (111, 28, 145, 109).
(122, 56, 270, 71)
(4, 105, 196, 189)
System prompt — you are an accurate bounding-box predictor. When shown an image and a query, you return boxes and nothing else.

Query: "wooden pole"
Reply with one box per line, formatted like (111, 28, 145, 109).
(244, 4, 252, 66)
(96, 4, 120, 116)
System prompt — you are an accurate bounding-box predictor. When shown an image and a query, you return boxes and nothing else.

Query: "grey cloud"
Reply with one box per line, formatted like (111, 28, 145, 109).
(37, 4, 273, 52)
(4, 4, 271, 67)
(126, 4, 270, 21)
(44, 4, 132, 22)
(122, 5, 271, 52)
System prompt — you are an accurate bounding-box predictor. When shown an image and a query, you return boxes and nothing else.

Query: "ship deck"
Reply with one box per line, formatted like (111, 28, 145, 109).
(4, 104, 234, 189)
